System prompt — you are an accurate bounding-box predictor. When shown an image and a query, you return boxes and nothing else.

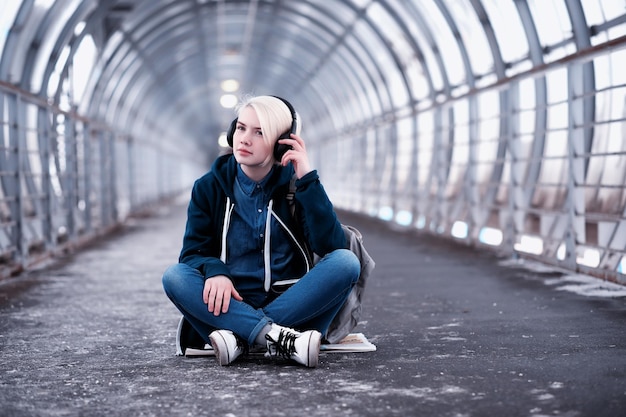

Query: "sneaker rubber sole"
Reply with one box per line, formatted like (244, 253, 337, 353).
(306, 331, 322, 368)
(208, 331, 231, 366)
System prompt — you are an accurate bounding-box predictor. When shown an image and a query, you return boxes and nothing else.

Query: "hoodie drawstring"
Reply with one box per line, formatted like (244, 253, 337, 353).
(221, 197, 310, 292)
(263, 200, 273, 291)
(220, 197, 234, 263)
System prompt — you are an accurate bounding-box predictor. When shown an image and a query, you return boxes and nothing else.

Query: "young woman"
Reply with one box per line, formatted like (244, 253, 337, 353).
(162, 95, 360, 367)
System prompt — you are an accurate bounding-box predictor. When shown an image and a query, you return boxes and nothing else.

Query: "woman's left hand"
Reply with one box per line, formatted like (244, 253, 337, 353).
(279, 134, 312, 179)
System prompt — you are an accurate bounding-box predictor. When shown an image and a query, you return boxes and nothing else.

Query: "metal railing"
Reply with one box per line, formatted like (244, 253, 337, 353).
(324, 35, 626, 285)
(0, 80, 193, 279)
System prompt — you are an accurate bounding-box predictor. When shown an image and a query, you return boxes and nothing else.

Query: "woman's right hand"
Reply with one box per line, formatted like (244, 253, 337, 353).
(203, 275, 243, 316)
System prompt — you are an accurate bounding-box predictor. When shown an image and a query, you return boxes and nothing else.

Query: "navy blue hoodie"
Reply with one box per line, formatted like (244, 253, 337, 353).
(179, 154, 346, 289)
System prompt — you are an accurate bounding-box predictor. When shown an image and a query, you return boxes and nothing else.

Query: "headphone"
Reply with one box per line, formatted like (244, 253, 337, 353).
(226, 96, 298, 161)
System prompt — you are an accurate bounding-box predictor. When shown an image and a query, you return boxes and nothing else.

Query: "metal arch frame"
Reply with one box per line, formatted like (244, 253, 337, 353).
(18, 1, 80, 93)
(33, 3, 104, 241)
(388, 0, 510, 235)
(403, 0, 460, 230)
(294, 2, 392, 211)
(110, 31, 208, 135)
(0, 0, 34, 82)
(509, 1, 550, 255)
(0, 88, 25, 266)
(463, 0, 510, 240)
(0, 1, 206, 277)
(0, 0, 27, 264)
(284, 11, 381, 125)
(291, 0, 417, 214)
(391, 0, 460, 226)
(278, 0, 407, 115)
(37, 1, 98, 99)
(244, 0, 386, 123)
(460, 0, 504, 239)
(99, 29, 188, 124)
(86, 3, 202, 126)
(0, 1, 44, 262)
(84, 3, 235, 145)
(222, 0, 390, 162)
(562, 0, 596, 269)
(375, 0, 443, 220)
(81, 0, 409, 168)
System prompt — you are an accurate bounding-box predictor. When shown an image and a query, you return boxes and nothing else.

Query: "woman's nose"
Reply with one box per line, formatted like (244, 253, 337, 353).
(239, 132, 251, 145)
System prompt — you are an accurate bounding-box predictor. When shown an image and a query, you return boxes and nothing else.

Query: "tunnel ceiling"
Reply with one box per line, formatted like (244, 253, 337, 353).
(6, 0, 405, 159)
(1, 0, 624, 162)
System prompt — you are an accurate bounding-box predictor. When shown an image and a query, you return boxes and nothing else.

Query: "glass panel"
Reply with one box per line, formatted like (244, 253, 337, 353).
(335, 43, 375, 121)
(595, 48, 626, 90)
(607, 21, 626, 39)
(404, 58, 430, 101)
(350, 0, 371, 8)
(366, 3, 409, 108)
(449, 100, 469, 196)
(481, 0, 528, 67)
(416, 110, 434, 187)
(533, 130, 568, 209)
(363, 0, 432, 103)
(440, 0, 493, 77)
(581, 0, 626, 29)
(0, 0, 22, 58)
(518, 78, 536, 137)
(405, 0, 465, 88)
(46, 45, 70, 99)
(409, 25, 443, 98)
(476, 91, 500, 185)
(31, 0, 82, 92)
(547, 102, 569, 131)
(546, 68, 569, 104)
(527, 0, 575, 61)
(316, 1, 357, 27)
(395, 117, 413, 190)
(353, 19, 394, 111)
(590, 49, 626, 215)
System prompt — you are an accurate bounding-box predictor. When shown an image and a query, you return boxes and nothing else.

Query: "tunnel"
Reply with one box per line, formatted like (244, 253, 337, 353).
(0, 0, 624, 282)
(0, 1, 625, 416)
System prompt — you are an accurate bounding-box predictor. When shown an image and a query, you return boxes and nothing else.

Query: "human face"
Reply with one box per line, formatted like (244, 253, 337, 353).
(233, 106, 274, 180)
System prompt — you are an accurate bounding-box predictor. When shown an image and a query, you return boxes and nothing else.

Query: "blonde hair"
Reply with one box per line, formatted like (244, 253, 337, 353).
(236, 95, 300, 149)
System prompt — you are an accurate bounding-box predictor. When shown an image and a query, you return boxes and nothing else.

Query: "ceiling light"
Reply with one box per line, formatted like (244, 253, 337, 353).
(220, 94, 238, 108)
(220, 79, 239, 92)
(218, 132, 229, 148)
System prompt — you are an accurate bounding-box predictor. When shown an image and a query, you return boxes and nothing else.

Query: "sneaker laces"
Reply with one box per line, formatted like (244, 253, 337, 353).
(266, 329, 297, 359)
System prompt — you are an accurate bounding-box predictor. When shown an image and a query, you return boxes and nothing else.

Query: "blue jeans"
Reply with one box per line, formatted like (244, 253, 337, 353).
(162, 248, 360, 346)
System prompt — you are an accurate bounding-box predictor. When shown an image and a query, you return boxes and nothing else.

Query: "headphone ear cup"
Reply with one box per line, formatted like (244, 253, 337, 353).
(273, 133, 292, 161)
(226, 118, 237, 147)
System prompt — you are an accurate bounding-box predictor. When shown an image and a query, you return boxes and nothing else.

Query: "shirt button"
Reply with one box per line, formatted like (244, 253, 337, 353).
(260, 234, 264, 238)
(257, 209, 262, 213)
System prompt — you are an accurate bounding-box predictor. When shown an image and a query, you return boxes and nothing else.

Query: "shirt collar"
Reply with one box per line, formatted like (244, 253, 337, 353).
(236, 164, 274, 196)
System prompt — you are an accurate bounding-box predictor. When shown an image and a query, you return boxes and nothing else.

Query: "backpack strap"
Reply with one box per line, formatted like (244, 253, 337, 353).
(286, 173, 297, 217)
(284, 173, 315, 267)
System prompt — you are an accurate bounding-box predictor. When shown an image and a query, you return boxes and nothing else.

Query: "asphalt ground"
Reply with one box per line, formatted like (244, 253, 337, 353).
(0, 199, 625, 417)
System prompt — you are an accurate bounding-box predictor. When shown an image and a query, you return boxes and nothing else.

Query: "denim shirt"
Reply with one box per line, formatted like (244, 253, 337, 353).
(227, 165, 298, 306)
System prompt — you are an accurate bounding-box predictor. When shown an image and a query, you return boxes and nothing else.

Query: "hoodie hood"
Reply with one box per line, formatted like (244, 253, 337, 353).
(210, 154, 295, 199)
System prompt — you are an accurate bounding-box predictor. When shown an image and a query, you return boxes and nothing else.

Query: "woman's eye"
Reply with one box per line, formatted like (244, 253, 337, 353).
(255, 130, 263, 136)
(236, 125, 245, 131)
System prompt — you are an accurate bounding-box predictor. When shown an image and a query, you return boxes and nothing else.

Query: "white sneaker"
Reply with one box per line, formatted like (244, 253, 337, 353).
(208, 330, 246, 366)
(265, 324, 321, 368)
